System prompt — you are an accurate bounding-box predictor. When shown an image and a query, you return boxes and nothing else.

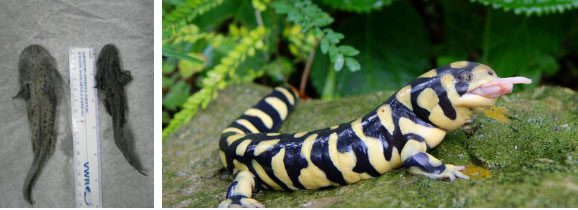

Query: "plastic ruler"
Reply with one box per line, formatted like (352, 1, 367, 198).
(68, 48, 103, 208)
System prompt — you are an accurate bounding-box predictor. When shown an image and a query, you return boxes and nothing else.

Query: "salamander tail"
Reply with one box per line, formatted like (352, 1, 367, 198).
(221, 85, 298, 135)
(113, 118, 147, 176)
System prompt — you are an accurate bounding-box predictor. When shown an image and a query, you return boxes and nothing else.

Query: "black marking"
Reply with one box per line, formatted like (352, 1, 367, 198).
(224, 87, 296, 135)
(243, 137, 292, 191)
(361, 111, 396, 161)
(281, 135, 309, 189)
(252, 101, 283, 132)
(228, 194, 248, 205)
(409, 79, 435, 124)
(455, 81, 469, 96)
(336, 124, 381, 177)
(239, 115, 270, 133)
(402, 133, 431, 151)
(311, 130, 348, 185)
(432, 84, 457, 120)
(229, 121, 253, 134)
(226, 180, 239, 198)
(403, 152, 446, 174)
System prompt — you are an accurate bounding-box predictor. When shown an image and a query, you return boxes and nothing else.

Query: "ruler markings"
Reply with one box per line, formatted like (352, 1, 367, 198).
(69, 48, 102, 208)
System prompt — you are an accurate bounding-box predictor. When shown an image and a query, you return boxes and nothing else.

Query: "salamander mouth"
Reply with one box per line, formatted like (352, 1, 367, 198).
(467, 76, 532, 98)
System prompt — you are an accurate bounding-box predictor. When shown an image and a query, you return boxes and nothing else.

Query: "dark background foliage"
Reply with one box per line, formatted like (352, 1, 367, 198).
(162, 0, 578, 138)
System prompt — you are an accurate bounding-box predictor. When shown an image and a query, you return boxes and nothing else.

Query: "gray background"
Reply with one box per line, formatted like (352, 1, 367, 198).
(0, 0, 153, 207)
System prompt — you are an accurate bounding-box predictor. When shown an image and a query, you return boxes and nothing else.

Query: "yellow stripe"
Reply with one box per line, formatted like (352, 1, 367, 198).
(351, 119, 390, 174)
(298, 134, 334, 189)
(395, 85, 413, 110)
(222, 127, 245, 135)
(327, 132, 361, 184)
(219, 151, 228, 168)
(390, 147, 403, 169)
(253, 139, 280, 156)
(294, 132, 308, 138)
(417, 88, 439, 111)
(376, 105, 395, 135)
(275, 87, 295, 105)
(265, 97, 288, 120)
(226, 134, 245, 145)
(232, 171, 255, 197)
(450, 61, 469, 68)
(236, 119, 260, 133)
(244, 108, 274, 129)
(400, 140, 427, 161)
(236, 140, 252, 156)
(252, 160, 282, 190)
(271, 148, 298, 190)
(233, 160, 249, 171)
(398, 117, 446, 148)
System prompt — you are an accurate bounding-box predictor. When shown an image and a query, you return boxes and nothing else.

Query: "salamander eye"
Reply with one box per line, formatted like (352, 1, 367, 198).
(458, 72, 472, 82)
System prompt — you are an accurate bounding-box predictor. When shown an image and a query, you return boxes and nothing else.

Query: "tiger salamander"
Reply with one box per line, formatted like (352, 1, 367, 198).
(14, 45, 59, 205)
(217, 61, 532, 207)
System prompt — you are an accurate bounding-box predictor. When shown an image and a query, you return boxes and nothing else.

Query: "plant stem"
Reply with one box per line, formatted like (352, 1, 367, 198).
(300, 43, 318, 94)
(321, 65, 335, 100)
(255, 9, 264, 27)
(254, 9, 269, 62)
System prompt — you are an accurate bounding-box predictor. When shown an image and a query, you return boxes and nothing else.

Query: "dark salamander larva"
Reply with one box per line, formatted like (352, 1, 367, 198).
(14, 45, 59, 205)
(217, 61, 532, 207)
(96, 44, 146, 175)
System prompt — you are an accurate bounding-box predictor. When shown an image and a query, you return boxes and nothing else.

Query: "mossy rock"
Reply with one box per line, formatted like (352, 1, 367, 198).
(163, 84, 577, 207)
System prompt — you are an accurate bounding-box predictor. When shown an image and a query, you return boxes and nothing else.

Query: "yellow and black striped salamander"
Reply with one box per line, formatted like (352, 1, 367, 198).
(217, 61, 532, 207)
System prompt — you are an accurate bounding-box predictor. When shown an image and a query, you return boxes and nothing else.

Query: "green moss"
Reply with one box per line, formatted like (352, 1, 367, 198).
(163, 84, 577, 207)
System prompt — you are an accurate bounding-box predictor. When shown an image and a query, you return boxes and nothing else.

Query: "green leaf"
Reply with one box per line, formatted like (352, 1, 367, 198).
(273, 0, 334, 31)
(472, 0, 578, 16)
(320, 0, 393, 13)
(334, 53, 344, 71)
(339, 45, 359, 56)
(162, 47, 204, 64)
(162, 59, 177, 74)
(328, 46, 338, 63)
(178, 53, 206, 79)
(162, 81, 191, 111)
(324, 29, 343, 44)
(162, 75, 175, 90)
(193, 0, 244, 30)
(311, 1, 430, 97)
(320, 38, 329, 53)
(345, 57, 360, 72)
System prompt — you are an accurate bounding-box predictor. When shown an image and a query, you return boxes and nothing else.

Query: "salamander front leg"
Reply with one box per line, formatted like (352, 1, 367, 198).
(218, 170, 264, 208)
(401, 140, 469, 181)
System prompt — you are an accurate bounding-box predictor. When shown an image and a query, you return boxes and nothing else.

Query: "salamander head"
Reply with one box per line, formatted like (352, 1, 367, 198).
(395, 61, 531, 131)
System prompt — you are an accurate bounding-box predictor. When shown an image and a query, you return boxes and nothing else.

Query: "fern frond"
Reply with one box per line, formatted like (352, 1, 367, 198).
(472, 0, 578, 16)
(162, 0, 224, 42)
(273, 0, 361, 72)
(165, 24, 221, 45)
(162, 27, 267, 141)
(283, 25, 320, 60)
(164, 0, 223, 23)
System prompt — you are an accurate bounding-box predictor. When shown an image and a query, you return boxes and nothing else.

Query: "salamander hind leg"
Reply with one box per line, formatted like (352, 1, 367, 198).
(218, 170, 264, 208)
(401, 140, 469, 181)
